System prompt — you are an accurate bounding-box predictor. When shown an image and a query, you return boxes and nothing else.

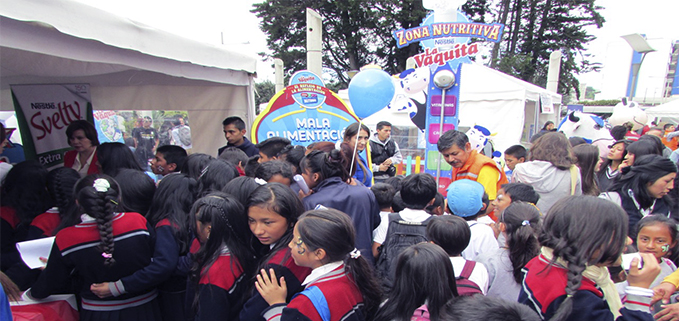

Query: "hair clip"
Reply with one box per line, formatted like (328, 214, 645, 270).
(198, 165, 210, 180)
(349, 248, 361, 259)
(528, 203, 542, 215)
(110, 199, 119, 205)
(254, 178, 267, 185)
(101, 252, 113, 259)
(93, 178, 110, 193)
(521, 220, 530, 226)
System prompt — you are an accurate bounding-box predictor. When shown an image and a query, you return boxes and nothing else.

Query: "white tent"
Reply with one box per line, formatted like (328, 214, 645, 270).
(354, 63, 562, 153)
(645, 99, 679, 118)
(459, 63, 562, 152)
(0, 0, 258, 155)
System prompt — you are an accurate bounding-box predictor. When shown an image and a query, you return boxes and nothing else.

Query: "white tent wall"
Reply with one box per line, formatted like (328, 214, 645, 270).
(645, 99, 679, 118)
(358, 63, 561, 155)
(645, 99, 679, 127)
(457, 98, 525, 154)
(451, 63, 561, 153)
(0, 0, 257, 156)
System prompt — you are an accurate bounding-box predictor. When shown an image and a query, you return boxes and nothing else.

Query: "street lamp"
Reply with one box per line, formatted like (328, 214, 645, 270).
(622, 34, 656, 100)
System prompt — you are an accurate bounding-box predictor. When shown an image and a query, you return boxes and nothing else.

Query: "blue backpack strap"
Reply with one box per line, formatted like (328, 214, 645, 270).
(293, 286, 330, 321)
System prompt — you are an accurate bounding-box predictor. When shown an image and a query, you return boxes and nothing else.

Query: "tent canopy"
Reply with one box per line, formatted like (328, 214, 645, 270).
(645, 99, 679, 118)
(354, 63, 562, 153)
(0, 0, 258, 155)
(459, 63, 562, 152)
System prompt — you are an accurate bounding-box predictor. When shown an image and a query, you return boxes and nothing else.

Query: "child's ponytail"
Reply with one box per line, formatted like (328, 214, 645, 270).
(299, 149, 350, 183)
(75, 175, 122, 267)
(47, 167, 81, 233)
(297, 209, 382, 319)
(501, 202, 541, 283)
(342, 248, 382, 319)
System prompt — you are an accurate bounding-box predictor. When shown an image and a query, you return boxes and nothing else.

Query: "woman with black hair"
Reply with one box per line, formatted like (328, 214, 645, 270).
(342, 122, 373, 187)
(298, 149, 381, 264)
(596, 140, 629, 192)
(221, 176, 260, 208)
(190, 192, 256, 321)
(620, 139, 662, 169)
(29, 174, 160, 321)
(601, 154, 677, 239)
(97, 142, 143, 177)
(64, 120, 100, 177)
(4, 165, 67, 290)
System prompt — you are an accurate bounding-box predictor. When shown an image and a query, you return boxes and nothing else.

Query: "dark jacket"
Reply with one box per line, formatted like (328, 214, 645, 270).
(302, 177, 381, 264)
(218, 137, 259, 158)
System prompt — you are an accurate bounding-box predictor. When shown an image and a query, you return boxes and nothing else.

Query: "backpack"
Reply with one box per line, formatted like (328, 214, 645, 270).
(455, 260, 483, 296)
(177, 125, 192, 147)
(375, 213, 434, 291)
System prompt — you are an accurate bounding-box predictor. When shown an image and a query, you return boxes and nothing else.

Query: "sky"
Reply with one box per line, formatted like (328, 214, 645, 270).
(73, 0, 678, 101)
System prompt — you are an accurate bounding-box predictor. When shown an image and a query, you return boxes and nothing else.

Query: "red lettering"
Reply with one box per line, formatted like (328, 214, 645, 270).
(52, 112, 63, 129)
(30, 112, 46, 140)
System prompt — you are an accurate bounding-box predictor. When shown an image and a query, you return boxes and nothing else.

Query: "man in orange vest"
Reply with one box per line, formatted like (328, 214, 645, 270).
(437, 130, 508, 209)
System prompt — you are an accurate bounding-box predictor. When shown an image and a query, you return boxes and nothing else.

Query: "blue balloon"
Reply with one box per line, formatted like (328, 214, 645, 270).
(348, 69, 395, 119)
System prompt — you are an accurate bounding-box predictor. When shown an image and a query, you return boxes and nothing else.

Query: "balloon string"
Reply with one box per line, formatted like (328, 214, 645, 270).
(349, 119, 362, 178)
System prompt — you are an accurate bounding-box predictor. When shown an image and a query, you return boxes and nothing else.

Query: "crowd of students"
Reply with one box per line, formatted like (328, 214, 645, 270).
(2, 119, 679, 321)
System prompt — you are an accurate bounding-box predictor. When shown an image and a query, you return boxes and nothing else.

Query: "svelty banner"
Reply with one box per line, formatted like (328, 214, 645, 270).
(10, 84, 93, 168)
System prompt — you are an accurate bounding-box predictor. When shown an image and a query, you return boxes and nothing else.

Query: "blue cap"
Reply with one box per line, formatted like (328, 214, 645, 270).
(446, 179, 484, 217)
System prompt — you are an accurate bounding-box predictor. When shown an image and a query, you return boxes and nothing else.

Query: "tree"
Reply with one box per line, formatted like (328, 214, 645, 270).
(490, 0, 604, 95)
(253, 0, 603, 95)
(255, 80, 276, 111)
(252, 0, 428, 86)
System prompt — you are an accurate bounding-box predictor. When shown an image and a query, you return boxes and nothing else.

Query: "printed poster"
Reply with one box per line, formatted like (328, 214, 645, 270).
(11, 84, 93, 168)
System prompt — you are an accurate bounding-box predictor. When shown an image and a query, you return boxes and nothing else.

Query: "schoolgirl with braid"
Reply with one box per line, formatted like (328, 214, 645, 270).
(518, 196, 661, 321)
(89, 172, 198, 321)
(28, 174, 161, 321)
(189, 192, 257, 321)
(28, 167, 82, 239)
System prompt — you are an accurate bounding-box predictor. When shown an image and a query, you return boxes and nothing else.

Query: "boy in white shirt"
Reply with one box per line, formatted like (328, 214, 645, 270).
(446, 179, 499, 260)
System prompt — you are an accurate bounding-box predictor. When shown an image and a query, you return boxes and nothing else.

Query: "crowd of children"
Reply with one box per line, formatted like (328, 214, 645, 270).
(2, 119, 679, 321)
